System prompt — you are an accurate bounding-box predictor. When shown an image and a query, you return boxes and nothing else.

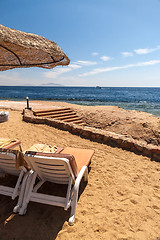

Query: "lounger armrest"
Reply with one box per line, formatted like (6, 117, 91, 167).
(3, 140, 21, 149)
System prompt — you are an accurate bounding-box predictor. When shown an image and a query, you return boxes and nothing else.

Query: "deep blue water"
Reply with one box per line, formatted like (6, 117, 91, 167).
(0, 86, 159, 116)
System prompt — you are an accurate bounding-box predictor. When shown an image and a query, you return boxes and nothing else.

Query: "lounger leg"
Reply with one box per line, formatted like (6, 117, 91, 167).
(33, 179, 45, 193)
(12, 168, 26, 200)
(13, 170, 31, 213)
(64, 177, 73, 210)
(69, 166, 88, 226)
(19, 171, 37, 215)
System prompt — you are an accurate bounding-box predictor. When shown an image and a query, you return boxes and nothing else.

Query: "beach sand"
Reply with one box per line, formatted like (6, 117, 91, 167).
(0, 101, 160, 240)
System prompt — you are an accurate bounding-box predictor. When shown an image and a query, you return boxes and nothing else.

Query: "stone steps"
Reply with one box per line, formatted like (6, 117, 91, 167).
(33, 108, 85, 126)
(34, 108, 72, 116)
(36, 112, 76, 118)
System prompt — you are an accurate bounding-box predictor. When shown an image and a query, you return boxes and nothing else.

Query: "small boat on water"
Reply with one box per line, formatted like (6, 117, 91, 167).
(95, 86, 102, 89)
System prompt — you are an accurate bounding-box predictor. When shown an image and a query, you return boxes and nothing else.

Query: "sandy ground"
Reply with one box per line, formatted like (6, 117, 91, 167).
(0, 101, 160, 240)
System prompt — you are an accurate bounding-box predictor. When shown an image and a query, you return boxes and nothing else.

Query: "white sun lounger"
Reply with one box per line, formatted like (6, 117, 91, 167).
(0, 141, 30, 212)
(19, 147, 94, 225)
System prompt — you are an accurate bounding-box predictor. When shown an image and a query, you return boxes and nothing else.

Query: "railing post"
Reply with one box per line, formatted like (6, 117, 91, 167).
(25, 97, 32, 110)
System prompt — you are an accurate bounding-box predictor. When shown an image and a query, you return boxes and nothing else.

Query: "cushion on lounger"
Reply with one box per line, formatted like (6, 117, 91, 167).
(61, 147, 94, 173)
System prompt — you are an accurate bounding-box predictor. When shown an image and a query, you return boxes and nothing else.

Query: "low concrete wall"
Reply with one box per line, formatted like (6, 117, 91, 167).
(23, 109, 160, 162)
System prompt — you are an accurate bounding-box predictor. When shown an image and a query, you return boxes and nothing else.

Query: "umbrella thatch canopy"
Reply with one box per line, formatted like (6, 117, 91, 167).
(0, 24, 70, 71)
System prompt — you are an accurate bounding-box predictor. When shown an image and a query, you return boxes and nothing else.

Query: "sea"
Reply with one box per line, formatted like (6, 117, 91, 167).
(0, 86, 159, 116)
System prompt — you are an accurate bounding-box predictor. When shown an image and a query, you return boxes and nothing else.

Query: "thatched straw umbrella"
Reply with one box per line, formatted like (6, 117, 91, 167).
(0, 24, 70, 71)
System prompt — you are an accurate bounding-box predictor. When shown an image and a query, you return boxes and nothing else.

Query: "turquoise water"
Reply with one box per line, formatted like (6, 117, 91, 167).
(0, 86, 159, 116)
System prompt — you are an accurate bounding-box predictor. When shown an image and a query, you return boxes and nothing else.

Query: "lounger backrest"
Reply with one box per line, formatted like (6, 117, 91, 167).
(0, 152, 20, 176)
(24, 154, 76, 184)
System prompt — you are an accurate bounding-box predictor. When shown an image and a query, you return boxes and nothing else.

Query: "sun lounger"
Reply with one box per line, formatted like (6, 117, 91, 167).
(0, 139, 29, 213)
(20, 146, 94, 225)
(0, 138, 23, 178)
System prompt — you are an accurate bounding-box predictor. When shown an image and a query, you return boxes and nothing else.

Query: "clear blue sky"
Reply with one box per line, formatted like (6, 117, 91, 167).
(0, 0, 160, 87)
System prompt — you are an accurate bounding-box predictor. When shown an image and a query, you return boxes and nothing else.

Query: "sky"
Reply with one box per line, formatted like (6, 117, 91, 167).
(0, 0, 160, 87)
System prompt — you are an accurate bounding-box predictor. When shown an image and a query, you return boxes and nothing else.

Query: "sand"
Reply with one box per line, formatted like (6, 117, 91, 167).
(0, 101, 160, 240)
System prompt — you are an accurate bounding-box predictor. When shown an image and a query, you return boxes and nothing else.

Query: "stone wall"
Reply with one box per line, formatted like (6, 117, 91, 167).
(23, 109, 160, 162)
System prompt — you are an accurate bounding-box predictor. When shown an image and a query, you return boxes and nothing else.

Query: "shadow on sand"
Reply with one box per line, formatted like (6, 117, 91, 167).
(0, 175, 88, 240)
